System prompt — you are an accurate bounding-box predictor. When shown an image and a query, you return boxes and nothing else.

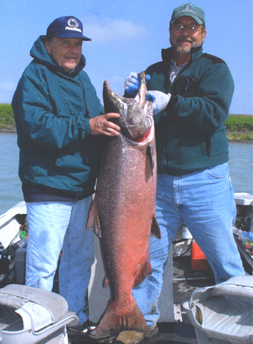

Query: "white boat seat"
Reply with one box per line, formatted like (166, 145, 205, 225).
(183, 275, 253, 344)
(0, 284, 78, 344)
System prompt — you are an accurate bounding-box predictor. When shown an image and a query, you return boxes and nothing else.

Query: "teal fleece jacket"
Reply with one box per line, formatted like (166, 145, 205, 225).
(12, 36, 103, 198)
(145, 46, 234, 176)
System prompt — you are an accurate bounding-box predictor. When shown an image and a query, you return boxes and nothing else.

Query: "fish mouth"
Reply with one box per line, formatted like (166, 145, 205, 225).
(103, 80, 127, 115)
(103, 74, 153, 140)
(103, 81, 129, 105)
(104, 80, 110, 91)
(103, 80, 110, 95)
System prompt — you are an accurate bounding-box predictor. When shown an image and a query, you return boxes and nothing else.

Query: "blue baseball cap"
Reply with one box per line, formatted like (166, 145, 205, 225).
(46, 16, 91, 41)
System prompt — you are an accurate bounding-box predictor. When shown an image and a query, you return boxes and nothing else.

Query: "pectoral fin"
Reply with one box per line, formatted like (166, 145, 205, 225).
(87, 197, 102, 238)
(147, 144, 154, 170)
(151, 216, 161, 239)
(145, 144, 155, 183)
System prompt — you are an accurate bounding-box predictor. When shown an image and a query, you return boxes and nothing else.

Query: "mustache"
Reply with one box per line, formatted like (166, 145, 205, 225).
(177, 37, 193, 43)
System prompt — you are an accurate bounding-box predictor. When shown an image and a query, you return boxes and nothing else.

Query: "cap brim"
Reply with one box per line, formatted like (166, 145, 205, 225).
(171, 14, 204, 26)
(50, 32, 91, 41)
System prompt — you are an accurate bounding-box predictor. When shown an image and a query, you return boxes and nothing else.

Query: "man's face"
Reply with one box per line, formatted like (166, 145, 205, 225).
(45, 37, 83, 73)
(169, 16, 206, 55)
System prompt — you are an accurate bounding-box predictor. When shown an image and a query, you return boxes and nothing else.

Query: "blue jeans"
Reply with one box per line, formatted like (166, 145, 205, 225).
(132, 163, 245, 327)
(26, 196, 94, 324)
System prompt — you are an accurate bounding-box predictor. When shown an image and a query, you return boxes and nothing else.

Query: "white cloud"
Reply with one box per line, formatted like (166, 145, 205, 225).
(82, 17, 148, 43)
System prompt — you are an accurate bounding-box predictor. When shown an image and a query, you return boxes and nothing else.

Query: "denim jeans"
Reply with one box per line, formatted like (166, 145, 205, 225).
(26, 196, 94, 324)
(132, 163, 245, 327)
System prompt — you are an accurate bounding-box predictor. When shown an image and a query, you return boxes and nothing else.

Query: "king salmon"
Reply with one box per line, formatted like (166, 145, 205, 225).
(87, 71, 161, 339)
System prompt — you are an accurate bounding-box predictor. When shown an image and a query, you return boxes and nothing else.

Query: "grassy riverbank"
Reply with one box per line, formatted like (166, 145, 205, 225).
(0, 104, 252, 141)
(0, 104, 16, 132)
(225, 115, 253, 141)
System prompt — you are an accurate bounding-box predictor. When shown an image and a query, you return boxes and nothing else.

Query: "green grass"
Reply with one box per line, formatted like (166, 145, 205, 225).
(225, 115, 253, 141)
(0, 104, 252, 141)
(225, 115, 253, 131)
(0, 103, 15, 129)
(226, 131, 253, 141)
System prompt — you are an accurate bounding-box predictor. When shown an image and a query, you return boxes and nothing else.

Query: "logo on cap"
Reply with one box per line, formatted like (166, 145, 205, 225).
(67, 18, 79, 28)
(182, 4, 195, 14)
(65, 18, 81, 33)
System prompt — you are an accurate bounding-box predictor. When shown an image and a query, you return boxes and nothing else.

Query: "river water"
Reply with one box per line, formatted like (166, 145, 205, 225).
(0, 133, 252, 215)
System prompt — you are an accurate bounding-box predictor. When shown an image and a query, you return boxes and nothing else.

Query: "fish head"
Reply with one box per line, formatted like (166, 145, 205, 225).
(103, 72, 153, 140)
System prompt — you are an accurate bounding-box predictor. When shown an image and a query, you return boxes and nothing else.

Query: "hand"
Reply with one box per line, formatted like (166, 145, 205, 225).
(124, 72, 151, 96)
(89, 113, 121, 136)
(146, 91, 171, 115)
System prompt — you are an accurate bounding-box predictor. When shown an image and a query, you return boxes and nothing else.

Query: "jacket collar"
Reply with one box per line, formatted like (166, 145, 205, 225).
(30, 36, 86, 75)
(161, 46, 203, 64)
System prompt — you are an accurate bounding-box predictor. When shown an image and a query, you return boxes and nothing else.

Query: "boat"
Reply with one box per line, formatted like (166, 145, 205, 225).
(0, 193, 252, 343)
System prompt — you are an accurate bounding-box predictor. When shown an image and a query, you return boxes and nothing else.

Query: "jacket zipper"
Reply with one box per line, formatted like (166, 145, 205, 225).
(164, 59, 192, 171)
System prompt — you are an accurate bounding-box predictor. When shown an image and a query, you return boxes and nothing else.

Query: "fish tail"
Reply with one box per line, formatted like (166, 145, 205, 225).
(91, 300, 148, 340)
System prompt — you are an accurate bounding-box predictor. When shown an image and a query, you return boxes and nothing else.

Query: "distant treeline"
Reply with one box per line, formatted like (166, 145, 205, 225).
(0, 103, 252, 141)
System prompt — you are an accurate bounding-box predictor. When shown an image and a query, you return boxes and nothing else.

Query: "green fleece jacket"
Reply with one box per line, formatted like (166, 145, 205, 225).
(12, 36, 103, 198)
(145, 46, 234, 176)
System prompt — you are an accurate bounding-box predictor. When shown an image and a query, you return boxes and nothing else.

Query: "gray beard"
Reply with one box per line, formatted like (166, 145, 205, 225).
(170, 39, 203, 55)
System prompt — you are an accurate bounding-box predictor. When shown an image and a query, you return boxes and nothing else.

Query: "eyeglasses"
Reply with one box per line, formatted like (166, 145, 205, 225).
(173, 23, 203, 34)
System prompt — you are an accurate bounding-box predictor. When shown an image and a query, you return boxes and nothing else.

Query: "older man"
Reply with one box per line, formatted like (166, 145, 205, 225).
(124, 3, 245, 338)
(12, 16, 120, 337)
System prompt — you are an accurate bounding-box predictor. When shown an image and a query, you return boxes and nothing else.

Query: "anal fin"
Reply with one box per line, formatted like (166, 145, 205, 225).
(133, 256, 152, 288)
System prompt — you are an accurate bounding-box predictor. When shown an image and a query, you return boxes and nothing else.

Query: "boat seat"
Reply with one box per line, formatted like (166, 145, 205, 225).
(183, 275, 253, 344)
(0, 284, 78, 344)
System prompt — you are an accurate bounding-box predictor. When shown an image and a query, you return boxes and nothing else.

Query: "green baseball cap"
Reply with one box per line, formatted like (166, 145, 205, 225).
(170, 3, 206, 27)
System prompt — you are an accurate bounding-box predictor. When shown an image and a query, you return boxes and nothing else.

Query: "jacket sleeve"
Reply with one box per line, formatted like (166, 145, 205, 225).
(166, 61, 234, 133)
(12, 66, 100, 150)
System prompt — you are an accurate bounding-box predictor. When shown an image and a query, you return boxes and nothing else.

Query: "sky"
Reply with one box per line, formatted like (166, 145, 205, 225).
(1, 0, 252, 115)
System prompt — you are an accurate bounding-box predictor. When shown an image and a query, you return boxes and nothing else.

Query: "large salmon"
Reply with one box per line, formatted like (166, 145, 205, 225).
(87, 72, 160, 339)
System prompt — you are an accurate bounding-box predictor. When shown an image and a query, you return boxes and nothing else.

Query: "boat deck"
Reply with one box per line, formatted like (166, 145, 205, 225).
(69, 254, 215, 344)
(0, 197, 251, 344)
(69, 242, 252, 344)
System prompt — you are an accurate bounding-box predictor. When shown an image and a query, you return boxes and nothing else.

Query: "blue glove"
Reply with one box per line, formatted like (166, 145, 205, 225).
(146, 91, 171, 115)
(124, 72, 151, 96)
